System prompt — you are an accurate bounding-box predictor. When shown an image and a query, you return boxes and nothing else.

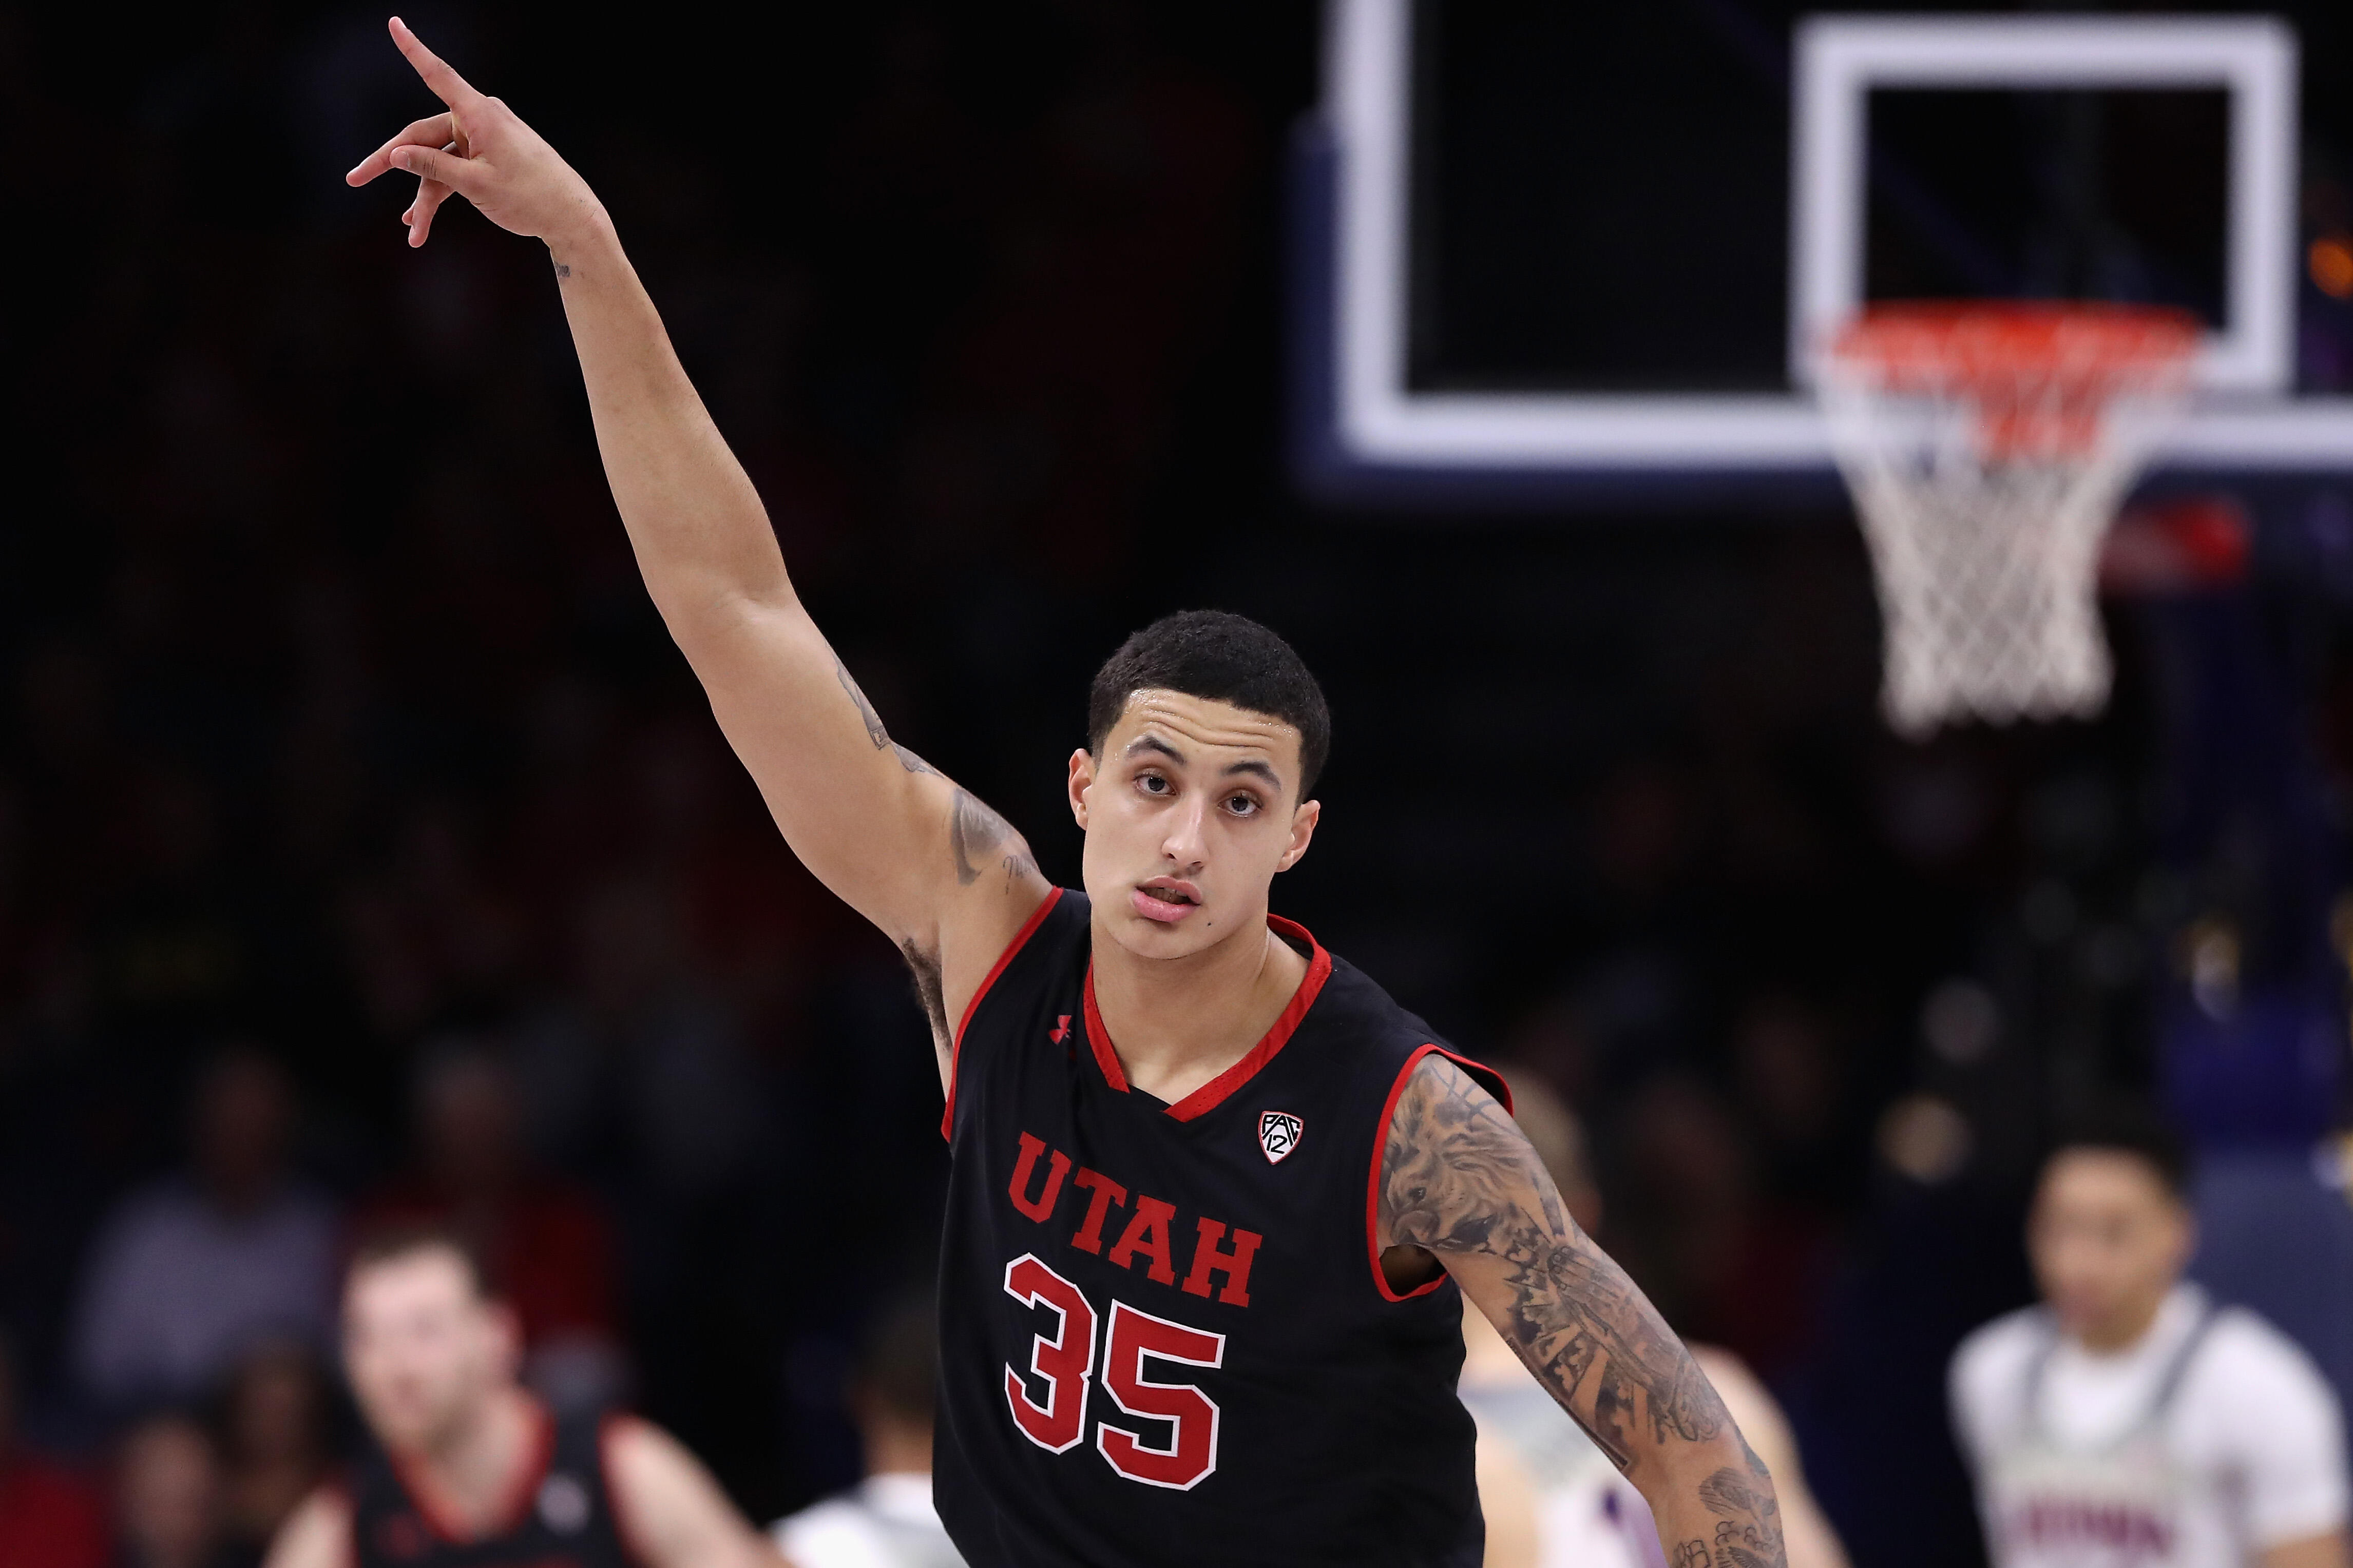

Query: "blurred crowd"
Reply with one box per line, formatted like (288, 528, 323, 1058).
(1, 7, 2351, 1568)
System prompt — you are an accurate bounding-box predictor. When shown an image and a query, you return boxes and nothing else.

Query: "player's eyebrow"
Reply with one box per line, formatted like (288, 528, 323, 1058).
(1127, 734, 1281, 791)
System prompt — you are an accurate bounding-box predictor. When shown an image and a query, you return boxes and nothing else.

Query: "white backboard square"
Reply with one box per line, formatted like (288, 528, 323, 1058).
(1312, 0, 2353, 483)
(1791, 15, 2299, 394)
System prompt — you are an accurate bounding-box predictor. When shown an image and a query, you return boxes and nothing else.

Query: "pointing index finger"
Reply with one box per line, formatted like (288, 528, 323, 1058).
(346, 111, 455, 185)
(388, 15, 485, 111)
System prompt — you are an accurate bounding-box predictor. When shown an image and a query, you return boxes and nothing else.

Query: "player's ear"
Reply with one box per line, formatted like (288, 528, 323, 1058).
(1067, 748, 1096, 829)
(1276, 798, 1320, 873)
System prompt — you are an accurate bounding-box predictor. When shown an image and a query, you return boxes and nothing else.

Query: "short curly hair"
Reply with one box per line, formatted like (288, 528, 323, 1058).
(1086, 611, 1331, 796)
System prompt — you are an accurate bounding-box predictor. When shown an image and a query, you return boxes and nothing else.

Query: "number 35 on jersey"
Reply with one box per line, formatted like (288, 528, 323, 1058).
(1003, 1253, 1226, 1492)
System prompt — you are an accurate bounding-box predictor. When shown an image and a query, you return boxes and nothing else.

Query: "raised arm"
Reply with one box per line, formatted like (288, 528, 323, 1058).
(1378, 1056, 1787, 1568)
(345, 20, 1049, 1070)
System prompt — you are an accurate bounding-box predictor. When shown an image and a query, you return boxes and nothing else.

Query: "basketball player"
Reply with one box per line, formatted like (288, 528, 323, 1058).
(768, 1294, 962, 1568)
(344, 19, 1787, 1566)
(1950, 1109, 2350, 1568)
(264, 1228, 779, 1568)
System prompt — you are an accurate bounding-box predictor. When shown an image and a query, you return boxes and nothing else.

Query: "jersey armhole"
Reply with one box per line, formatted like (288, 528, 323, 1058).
(940, 886, 1065, 1141)
(1363, 1043, 1515, 1303)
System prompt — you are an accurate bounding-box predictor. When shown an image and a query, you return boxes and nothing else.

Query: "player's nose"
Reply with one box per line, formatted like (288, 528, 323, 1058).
(1160, 793, 1211, 869)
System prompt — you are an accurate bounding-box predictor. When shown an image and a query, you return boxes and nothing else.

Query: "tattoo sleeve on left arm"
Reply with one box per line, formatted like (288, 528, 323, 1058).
(1378, 1054, 1786, 1568)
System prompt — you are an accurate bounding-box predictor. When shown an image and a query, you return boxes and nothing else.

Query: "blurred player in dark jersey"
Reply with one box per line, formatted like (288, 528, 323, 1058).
(263, 1229, 776, 1568)
(345, 20, 1787, 1567)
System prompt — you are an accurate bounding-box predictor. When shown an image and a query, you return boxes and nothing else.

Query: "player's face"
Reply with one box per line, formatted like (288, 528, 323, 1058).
(342, 1249, 519, 1456)
(1069, 690, 1319, 959)
(2027, 1151, 2194, 1347)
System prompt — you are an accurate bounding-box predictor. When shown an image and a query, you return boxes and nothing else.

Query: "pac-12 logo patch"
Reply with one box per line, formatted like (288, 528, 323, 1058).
(1258, 1111, 1304, 1164)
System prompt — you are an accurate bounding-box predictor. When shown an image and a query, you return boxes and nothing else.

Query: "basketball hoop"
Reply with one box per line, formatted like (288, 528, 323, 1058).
(1819, 303, 2202, 738)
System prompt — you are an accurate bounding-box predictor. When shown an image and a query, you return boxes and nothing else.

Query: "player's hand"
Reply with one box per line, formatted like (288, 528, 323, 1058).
(345, 16, 604, 251)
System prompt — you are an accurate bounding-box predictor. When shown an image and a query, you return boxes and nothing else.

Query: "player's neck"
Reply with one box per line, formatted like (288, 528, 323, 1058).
(406, 1386, 541, 1536)
(1089, 914, 1309, 1105)
(2069, 1285, 2174, 1356)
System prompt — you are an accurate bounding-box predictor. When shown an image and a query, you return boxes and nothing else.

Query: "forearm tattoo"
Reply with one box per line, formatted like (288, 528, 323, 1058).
(1689, 1462, 1786, 1568)
(1379, 1057, 1786, 1568)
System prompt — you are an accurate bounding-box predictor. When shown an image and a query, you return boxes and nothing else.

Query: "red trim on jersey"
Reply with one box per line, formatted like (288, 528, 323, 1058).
(941, 886, 1064, 1141)
(1079, 915, 1333, 1120)
(1167, 919, 1331, 1121)
(1365, 1046, 1516, 1303)
(391, 1395, 553, 1542)
(1080, 962, 1131, 1092)
(598, 1414, 655, 1568)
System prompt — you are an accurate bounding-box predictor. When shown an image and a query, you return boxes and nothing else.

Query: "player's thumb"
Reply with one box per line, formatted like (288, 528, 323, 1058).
(390, 144, 491, 197)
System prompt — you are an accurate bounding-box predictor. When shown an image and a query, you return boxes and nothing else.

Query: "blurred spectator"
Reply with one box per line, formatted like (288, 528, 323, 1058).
(513, 873, 767, 1201)
(213, 1345, 328, 1560)
(1731, 993, 1850, 1204)
(112, 1415, 227, 1568)
(771, 1291, 960, 1568)
(71, 1050, 336, 1411)
(353, 1041, 624, 1414)
(1460, 1069, 1849, 1568)
(1607, 1073, 1833, 1379)
(1952, 1106, 2351, 1568)
(0, 1331, 110, 1568)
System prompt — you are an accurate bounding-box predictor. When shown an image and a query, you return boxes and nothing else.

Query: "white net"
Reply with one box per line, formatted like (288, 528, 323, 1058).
(1819, 305, 2199, 738)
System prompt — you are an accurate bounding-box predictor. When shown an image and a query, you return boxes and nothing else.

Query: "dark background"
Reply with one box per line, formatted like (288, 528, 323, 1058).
(2, 4, 2352, 1566)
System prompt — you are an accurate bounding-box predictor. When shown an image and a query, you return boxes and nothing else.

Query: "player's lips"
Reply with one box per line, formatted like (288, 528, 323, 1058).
(1132, 879, 1201, 923)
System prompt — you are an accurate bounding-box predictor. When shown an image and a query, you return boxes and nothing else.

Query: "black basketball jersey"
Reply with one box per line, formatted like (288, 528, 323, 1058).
(348, 1403, 637, 1568)
(935, 888, 1509, 1568)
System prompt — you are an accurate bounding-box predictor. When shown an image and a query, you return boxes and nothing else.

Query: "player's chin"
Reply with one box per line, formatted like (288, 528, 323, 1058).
(1111, 905, 1221, 956)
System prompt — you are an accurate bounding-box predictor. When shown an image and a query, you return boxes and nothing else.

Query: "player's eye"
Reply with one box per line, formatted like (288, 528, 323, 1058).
(1225, 793, 1259, 817)
(1137, 772, 1172, 796)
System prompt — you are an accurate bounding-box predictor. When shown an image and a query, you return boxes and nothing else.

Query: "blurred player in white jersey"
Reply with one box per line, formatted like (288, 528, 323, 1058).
(1951, 1107, 2350, 1568)
(772, 1296, 961, 1568)
(1460, 1072, 1849, 1568)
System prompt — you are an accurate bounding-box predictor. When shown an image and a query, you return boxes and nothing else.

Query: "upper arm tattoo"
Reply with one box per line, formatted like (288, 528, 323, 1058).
(949, 789, 1041, 890)
(834, 654, 893, 750)
(833, 653, 1040, 889)
(1379, 1058, 1783, 1566)
(1374, 1062, 1778, 1561)
(1380, 1057, 1726, 1464)
(832, 654, 941, 778)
